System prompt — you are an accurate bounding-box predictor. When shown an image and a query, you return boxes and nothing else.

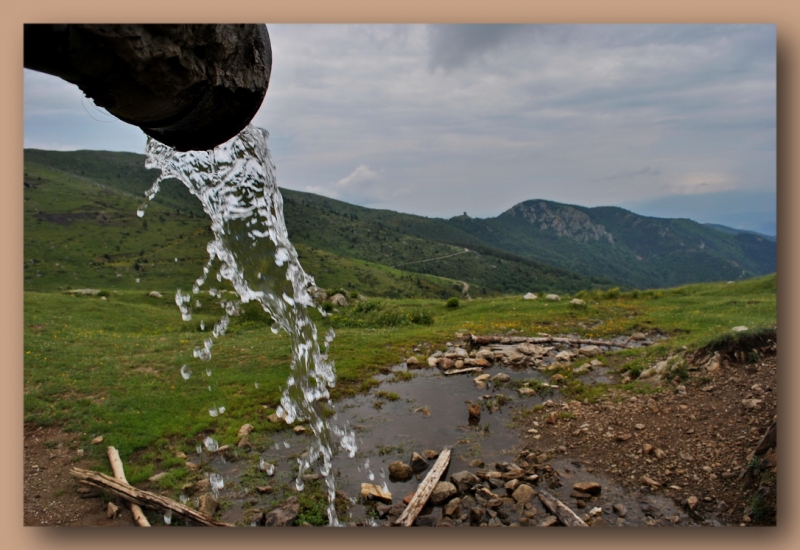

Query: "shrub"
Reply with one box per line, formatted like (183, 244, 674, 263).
(446, 297, 460, 308)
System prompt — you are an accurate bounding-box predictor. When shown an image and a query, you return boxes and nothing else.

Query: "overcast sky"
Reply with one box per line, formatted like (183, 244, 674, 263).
(24, 24, 776, 234)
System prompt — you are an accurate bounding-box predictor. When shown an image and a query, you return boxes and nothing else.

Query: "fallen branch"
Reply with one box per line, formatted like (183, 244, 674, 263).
(538, 488, 588, 527)
(70, 467, 233, 527)
(469, 333, 631, 349)
(395, 447, 451, 527)
(442, 367, 483, 376)
(107, 446, 150, 527)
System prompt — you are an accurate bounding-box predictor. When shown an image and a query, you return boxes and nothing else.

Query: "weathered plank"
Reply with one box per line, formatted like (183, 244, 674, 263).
(395, 447, 452, 526)
(538, 488, 588, 527)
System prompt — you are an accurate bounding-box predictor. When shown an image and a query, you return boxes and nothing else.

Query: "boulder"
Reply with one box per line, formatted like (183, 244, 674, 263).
(545, 294, 561, 301)
(329, 293, 348, 307)
(523, 293, 538, 300)
(198, 493, 219, 517)
(573, 482, 602, 495)
(148, 291, 163, 298)
(579, 345, 601, 357)
(569, 298, 586, 306)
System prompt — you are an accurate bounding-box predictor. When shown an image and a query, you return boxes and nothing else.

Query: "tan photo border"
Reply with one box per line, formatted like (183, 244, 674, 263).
(2, 1, 793, 549)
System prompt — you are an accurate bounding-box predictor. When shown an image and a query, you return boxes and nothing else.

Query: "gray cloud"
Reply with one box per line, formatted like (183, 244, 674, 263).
(24, 24, 776, 233)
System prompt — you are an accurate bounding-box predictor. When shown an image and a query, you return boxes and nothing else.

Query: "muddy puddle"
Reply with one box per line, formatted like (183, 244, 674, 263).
(193, 360, 692, 526)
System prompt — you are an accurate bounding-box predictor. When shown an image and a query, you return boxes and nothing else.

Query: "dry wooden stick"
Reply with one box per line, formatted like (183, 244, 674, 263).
(395, 447, 451, 527)
(71, 467, 233, 527)
(107, 446, 151, 527)
(538, 488, 588, 527)
(442, 367, 483, 376)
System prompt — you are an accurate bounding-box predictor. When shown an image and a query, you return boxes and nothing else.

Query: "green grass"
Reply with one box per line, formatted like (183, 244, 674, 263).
(24, 274, 776, 486)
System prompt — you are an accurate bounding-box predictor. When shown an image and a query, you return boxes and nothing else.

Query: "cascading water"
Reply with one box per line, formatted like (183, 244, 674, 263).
(140, 125, 356, 526)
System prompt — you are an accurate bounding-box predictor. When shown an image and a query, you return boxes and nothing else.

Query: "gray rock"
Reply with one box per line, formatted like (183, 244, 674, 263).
(430, 481, 458, 505)
(148, 291, 163, 298)
(198, 493, 219, 517)
(264, 497, 300, 526)
(573, 482, 602, 495)
(545, 294, 561, 301)
(511, 483, 537, 505)
(410, 452, 428, 472)
(579, 345, 600, 356)
(613, 503, 627, 517)
(523, 293, 538, 300)
(329, 293, 348, 307)
(443, 497, 462, 517)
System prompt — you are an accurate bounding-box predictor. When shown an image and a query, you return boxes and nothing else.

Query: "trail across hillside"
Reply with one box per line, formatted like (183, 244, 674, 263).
(395, 248, 474, 267)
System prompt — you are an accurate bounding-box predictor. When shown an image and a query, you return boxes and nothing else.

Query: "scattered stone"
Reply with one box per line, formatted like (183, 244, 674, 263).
(443, 497, 462, 517)
(731, 326, 749, 332)
(570, 298, 586, 306)
(640, 475, 662, 489)
(469, 458, 484, 468)
(686, 495, 700, 511)
(293, 425, 307, 434)
(410, 452, 428, 472)
(578, 345, 600, 356)
(388, 461, 414, 481)
(523, 293, 538, 300)
(635, 423, 645, 430)
(264, 497, 300, 526)
(511, 483, 537, 505)
(148, 291, 163, 299)
(237, 437, 251, 449)
(237, 423, 254, 437)
(256, 486, 273, 494)
(613, 503, 627, 517)
(630, 332, 647, 341)
(406, 356, 419, 367)
(106, 502, 119, 518)
(430, 481, 459, 505)
(573, 482, 602, 496)
(468, 404, 482, 421)
(329, 293, 348, 307)
(91, 436, 104, 445)
(492, 373, 511, 382)
(654, 448, 667, 460)
(545, 294, 561, 301)
(518, 387, 537, 397)
(450, 471, 479, 493)
(616, 433, 633, 442)
(423, 449, 440, 460)
(361, 483, 392, 503)
(198, 493, 219, 517)
(427, 356, 439, 368)
(267, 413, 285, 424)
(742, 398, 762, 410)
(148, 472, 166, 482)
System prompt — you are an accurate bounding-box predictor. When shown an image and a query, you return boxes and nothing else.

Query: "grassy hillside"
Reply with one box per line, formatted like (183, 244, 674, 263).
(24, 149, 609, 296)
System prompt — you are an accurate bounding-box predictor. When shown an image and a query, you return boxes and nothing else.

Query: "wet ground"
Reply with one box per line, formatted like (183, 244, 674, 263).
(194, 359, 688, 526)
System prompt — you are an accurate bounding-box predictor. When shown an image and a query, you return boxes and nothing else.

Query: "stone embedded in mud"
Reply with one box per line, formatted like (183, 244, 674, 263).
(423, 449, 439, 460)
(573, 482, 602, 495)
(410, 452, 429, 472)
(388, 461, 414, 480)
(198, 493, 219, 517)
(443, 497, 462, 517)
(492, 373, 511, 382)
(264, 497, 300, 526)
(518, 387, 537, 397)
(468, 404, 482, 421)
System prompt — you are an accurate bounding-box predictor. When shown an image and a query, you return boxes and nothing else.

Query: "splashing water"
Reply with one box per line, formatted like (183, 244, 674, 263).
(142, 125, 356, 525)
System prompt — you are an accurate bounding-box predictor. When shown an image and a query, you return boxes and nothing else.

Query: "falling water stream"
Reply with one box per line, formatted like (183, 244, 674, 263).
(139, 125, 356, 525)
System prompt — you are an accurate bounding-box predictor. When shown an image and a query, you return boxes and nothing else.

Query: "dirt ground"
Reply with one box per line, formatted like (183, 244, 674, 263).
(519, 332, 778, 526)
(23, 332, 777, 527)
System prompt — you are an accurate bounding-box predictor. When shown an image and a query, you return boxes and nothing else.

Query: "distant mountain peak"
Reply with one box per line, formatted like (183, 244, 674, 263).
(504, 200, 615, 245)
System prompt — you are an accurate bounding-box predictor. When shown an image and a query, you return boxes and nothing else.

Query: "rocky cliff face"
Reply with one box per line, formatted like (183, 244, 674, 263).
(505, 201, 615, 245)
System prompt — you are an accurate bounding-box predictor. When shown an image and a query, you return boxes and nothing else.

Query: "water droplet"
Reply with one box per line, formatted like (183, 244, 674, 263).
(206, 369, 212, 377)
(163, 510, 172, 525)
(283, 442, 290, 449)
(368, 471, 374, 481)
(296, 479, 305, 491)
(209, 407, 218, 417)
(270, 322, 280, 334)
(179, 494, 188, 504)
(196, 445, 202, 455)
(203, 437, 218, 452)
(136, 209, 145, 218)
(135, 278, 140, 283)
(254, 382, 259, 389)
(174, 257, 178, 263)
(180, 365, 192, 380)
